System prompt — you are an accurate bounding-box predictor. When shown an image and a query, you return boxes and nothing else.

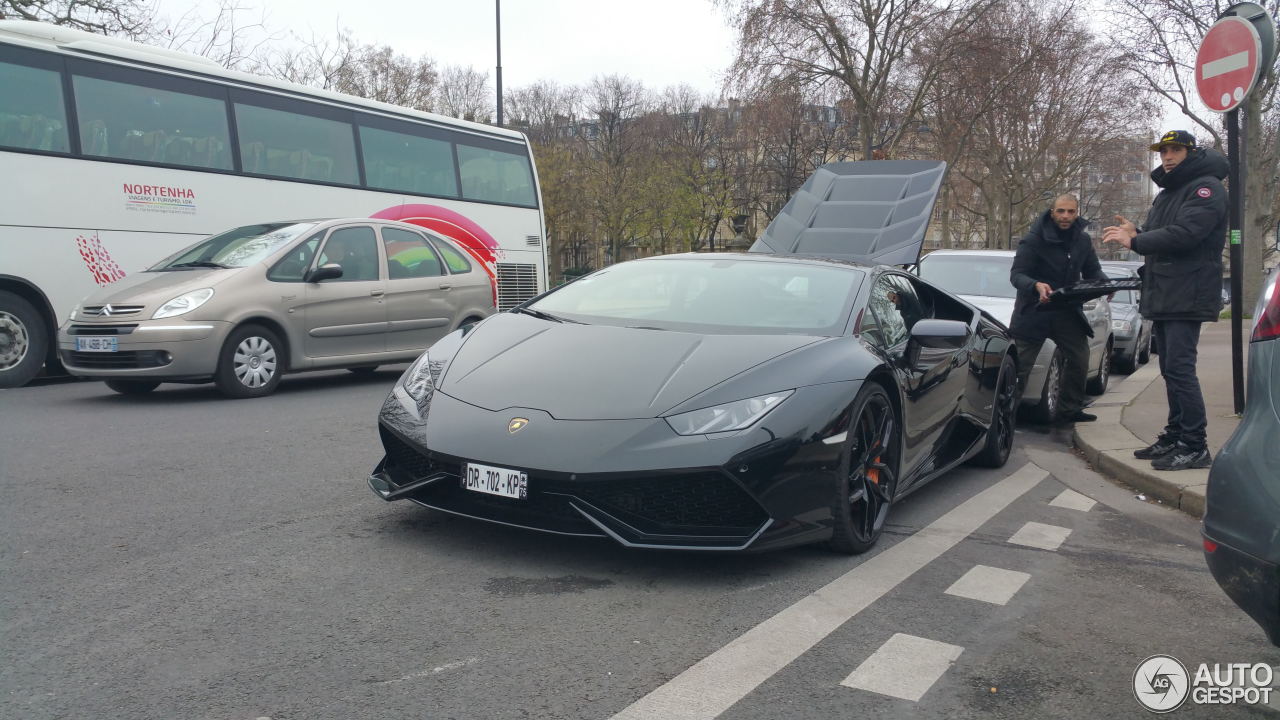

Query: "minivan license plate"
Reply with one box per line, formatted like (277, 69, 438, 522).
(76, 336, 118, 352)
(462, 462, 527, 500)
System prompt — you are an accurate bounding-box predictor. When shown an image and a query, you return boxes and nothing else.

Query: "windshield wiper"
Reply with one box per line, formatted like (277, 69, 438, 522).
(511, 307, 580, 324)
(168, 260, 231, 269)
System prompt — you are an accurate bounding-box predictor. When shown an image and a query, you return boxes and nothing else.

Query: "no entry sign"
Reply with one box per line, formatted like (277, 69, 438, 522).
(1196, 16, 1263, 112)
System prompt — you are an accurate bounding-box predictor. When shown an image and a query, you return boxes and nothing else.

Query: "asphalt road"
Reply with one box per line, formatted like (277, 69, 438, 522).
(2, 370, 1277, 720)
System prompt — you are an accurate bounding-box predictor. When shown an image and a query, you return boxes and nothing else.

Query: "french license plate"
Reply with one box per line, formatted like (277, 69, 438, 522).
(462, 462, 528, 500)
(75, 336, 118, 352)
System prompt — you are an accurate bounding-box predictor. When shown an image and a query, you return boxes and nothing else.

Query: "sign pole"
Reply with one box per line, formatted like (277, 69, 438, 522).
(1227, 109, 1245, 415)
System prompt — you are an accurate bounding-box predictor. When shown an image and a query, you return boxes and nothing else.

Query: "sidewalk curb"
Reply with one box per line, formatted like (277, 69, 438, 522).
(1071, 364, 1208, 518)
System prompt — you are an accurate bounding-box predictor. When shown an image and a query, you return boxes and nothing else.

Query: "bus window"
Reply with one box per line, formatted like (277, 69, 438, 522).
(0, 58, 69, 153)
(234, 102, 358, 185)
(382, 227, 444, 279)
(428, 236, 473, 274)
(71, 70, 231, 170)
(457, 141, 536, 207)
(359, 125, 458, 198)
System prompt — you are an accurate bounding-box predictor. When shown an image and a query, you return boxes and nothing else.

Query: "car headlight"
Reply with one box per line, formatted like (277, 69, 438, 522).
(1111, 319, 1133, 334)
(152, 288, 214, 319)
(665, 391, 793, 435)
(401, 351, 443, 403)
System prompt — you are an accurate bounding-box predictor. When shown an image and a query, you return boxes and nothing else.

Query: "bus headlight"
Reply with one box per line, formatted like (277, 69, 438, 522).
(153, 288, 214, 319)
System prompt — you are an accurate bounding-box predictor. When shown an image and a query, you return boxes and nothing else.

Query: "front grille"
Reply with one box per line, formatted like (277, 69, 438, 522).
(576, 472, 767, 530)
(67, 324, 138, 335)
(496, 262, 539, 311)
(381, 427, 441, 481)
(81, 304, 145, 318)
(62, 350, 170, 369)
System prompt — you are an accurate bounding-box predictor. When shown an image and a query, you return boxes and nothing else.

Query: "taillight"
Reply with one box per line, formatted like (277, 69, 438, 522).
(1252, 280, 1280, 342)
(1204, 538, 1219, 553)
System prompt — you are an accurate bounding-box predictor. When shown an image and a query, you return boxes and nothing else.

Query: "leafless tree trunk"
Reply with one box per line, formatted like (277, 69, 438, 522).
(1, 0, 152, 37)
(436, 65, 493, 122)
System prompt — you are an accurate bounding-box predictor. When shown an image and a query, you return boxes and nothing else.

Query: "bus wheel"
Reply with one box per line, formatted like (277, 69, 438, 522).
(0, 290, 47, 389)
(214, 324, 283, 399)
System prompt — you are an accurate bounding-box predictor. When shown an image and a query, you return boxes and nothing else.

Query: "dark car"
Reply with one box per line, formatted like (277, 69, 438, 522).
(1100, 263, 1152, 374)
(369, 161, 1019, 553)
(1203, 270, 1280, 643)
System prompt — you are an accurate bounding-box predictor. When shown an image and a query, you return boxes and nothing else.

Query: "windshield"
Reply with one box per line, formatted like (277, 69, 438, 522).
(918, 254, 1016, 299)
(150, 222, 317, 270)
(1104, 269, 1138, 304)
(530, 258, 864, 335)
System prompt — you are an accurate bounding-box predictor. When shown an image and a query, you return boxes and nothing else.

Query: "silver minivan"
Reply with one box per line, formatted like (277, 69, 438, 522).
(58, 218, 494, 398)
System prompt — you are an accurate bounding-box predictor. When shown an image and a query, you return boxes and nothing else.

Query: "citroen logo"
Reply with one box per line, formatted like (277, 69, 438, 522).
(101, 304, 114, 317)
(508, 417, 529, 434)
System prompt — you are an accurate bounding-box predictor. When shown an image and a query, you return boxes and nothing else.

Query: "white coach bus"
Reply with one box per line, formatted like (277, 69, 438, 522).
(0, 20, 548, 388)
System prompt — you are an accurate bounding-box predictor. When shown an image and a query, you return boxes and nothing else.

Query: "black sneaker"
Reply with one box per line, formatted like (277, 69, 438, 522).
(1151, 444, 1212, 471)
(1134, 437, 1178, 460)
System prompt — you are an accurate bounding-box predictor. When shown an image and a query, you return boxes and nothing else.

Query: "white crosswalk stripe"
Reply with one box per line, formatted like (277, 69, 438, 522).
(841, 633, 964, 701)
(1049, 488, 1097, 512)
(609, 462, 1049, 720)
(944, 564, 1031, 606)
(1008, 521, 1072, 551)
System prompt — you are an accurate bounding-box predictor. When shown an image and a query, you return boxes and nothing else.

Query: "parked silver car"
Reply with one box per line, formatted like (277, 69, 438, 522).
(917, 250, 1113, 422)
(58, 219, 494, 398)
(1203, 269, 1280, 644)
(1101, 264, 1152, 374)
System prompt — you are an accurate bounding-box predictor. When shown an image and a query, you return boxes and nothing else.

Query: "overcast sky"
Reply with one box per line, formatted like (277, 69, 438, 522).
(190, 0, 739, 95)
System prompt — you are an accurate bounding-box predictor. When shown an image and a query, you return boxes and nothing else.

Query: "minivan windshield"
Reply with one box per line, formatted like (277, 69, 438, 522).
(150, 222, 317, 270)
(528, 257, 863, 335)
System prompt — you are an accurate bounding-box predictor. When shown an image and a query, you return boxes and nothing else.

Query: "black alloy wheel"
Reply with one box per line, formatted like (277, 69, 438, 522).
(971, 354, 1017, 468)
(830, 383, 900, 555)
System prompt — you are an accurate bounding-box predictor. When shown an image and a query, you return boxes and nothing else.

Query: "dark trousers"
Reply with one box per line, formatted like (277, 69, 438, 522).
(1152, 320, 1207, 449)
(1014, 310, 1091, 417)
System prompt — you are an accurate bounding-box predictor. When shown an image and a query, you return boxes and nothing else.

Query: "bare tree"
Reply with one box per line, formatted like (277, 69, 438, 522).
(1105, 0, 1279, 307)
(719, 0, 1002, 160)
(507, 80, 582, 141)
(148, 0, 279, 71)
(256, 28, 359, 91)
(1, 0, 152, 37)
(436, 65, 493, 122)
(580, 75, 652, 264)
(328, 44, 437, 112)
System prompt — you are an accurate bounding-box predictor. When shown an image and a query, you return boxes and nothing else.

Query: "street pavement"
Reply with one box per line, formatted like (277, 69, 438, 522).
(2, 367, 1278, 720)
(1074, 321, 1242, 517)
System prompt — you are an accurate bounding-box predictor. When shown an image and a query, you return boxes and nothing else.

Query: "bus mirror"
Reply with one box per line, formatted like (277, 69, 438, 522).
(306, 263, 343, 283)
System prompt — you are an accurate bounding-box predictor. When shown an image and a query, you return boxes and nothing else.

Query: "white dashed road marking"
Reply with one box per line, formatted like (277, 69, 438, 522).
(840, 633, 965, 701)
(376, 658, 479, 685)
(1048, 488, 1096, 512)
(610, 462, 1048, 720)
(944, 564, 1031, 606)
(1008, 521, 1072, 551)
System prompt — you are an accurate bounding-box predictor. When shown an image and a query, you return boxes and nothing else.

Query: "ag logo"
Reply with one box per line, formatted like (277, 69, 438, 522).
(1134, 654, 1190, 713)
(508, 417, 529, 434)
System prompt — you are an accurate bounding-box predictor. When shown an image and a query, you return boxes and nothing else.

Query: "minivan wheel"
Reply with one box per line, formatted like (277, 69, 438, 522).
(214, 324, 282, 398)
(105, 379, 161, 395)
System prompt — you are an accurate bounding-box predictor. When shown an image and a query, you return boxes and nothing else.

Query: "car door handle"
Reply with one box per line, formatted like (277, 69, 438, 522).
(439, 284, 452, 291)
(369, 290, 385, 297)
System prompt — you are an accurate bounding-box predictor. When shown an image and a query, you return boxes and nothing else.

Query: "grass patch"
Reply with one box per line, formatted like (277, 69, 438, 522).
(1220, 309, 1253, 320)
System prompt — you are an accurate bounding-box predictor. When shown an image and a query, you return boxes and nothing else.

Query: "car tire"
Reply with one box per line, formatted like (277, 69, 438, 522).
(1032, 350, 1063, 424)
(1114, 346, 1138, 375)
(971, 354, 1017, 468)
(829, 382, 899, 555)
(104, 379, 161, 395)
(1138, 334, 1152, 364)
(0, 290, 48, 389)
(1087, 339, 1111, 394)
(214, 324, 283, 399)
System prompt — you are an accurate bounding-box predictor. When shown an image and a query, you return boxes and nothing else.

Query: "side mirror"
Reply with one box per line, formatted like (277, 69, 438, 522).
(306, 263, 343, 283)
(909, 319, 969, 349)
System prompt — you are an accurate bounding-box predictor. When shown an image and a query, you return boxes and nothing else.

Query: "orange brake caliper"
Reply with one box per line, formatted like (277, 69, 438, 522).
(867, 457, 881, 485)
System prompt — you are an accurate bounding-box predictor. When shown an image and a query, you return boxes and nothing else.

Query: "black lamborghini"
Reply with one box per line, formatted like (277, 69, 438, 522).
(369, 161, 1019, 553)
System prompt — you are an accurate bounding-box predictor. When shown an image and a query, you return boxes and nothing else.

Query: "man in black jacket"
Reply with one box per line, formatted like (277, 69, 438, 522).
(1103, 130, 1228, 471)
(1009, 194, 1106, 423)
